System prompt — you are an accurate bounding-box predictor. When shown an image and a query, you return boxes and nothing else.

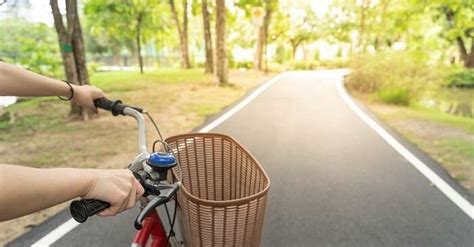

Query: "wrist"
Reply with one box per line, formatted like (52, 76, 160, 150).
(58, 80, 74, 101)
(78, 169, 98, 198)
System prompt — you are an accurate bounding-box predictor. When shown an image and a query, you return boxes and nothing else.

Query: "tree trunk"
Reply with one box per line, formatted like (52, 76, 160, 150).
(290, 39, 301, 60)
(136, 15, 144, 74)
(70, 8, 89, 116)
(357, 0, 368, 52)
(169, 0, 191, 68)
(70, 1, 90, 117)
(291, 45, 297, 60)
(202, 0, 213, 74)
(182, 0, 190, 68)
(215, 0, 227, 83)
(72, 7, 89, 86)
(253, 0, 273, 71)
(51, 0, 84, 117)
(444, 7, 473, 68)
(456, 37, 474, 68)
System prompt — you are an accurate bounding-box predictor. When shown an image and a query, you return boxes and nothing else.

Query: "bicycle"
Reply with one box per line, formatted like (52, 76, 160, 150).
(69, 98, 270, 246)
(69, 98, 182, 247)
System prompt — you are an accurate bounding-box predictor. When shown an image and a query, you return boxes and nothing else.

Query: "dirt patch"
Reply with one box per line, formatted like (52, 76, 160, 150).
(390, 118, 473, 141)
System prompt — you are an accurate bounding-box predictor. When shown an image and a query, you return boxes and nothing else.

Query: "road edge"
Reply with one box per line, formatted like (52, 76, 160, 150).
(336, 75, 474, 219)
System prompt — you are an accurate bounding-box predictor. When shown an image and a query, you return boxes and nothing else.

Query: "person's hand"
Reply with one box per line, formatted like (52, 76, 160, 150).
(83, 169, 144, 217)
(71, 85, 105, 113)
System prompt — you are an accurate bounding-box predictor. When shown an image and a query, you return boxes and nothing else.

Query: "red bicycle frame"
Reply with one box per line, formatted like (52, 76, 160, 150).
(132, 210, 168, 247)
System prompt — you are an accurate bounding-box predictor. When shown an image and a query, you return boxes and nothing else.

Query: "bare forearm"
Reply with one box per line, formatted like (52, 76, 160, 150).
(0, 62, 72, 97)
(0, 164, 92, 221)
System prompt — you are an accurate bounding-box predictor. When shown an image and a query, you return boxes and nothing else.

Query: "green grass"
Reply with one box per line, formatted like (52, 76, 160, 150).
(1, 69, 214, 132)
(185, 104, 223, 117)
(374, 87, 411, 105)
(91, 69, 212, 92)
(366, 100, 473, 190)
(440, 138, 474, 160)
(380, 104, 474, 134)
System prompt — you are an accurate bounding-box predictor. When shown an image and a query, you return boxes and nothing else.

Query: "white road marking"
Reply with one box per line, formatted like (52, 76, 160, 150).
(31, 219, 79, 247)
(336, 74, 474, 220)
(199, 73, 288, 133)
(30, 73, 287, 246)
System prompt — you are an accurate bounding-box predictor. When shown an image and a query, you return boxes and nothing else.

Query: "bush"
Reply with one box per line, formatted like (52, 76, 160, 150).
(0, 19, 63, 78)
(375, 87, 411, 105)
(87, 62, 101, 76)
(290, 61, 319, 70)
(446, 69, 474, 88)
(345, 51, 439, 105)
(289, 59, 348, 70)
(234, 61, 253, 69)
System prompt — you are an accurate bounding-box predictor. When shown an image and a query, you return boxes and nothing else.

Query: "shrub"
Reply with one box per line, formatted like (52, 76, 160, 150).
(289, 59, 348, 70)
(234, 61, 253, 69)
(345, 51, 439, 105)
(0, 19, 63, 78)
(446, 69, 474, 88)
(290, 61, 319, 70)
(87, 62, 101, 76)
(375, 87, 411, 105)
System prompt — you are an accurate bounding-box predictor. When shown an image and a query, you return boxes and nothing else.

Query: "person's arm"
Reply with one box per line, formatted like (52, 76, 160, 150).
(0, 164, 145, 222)
(0, 62, 104, 113)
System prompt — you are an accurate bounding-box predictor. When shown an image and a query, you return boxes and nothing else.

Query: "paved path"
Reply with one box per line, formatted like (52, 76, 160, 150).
(9, 70, 473, 246)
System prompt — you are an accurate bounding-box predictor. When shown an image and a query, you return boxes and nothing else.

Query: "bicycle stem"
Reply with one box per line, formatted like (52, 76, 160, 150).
(124, 107, 148, 154)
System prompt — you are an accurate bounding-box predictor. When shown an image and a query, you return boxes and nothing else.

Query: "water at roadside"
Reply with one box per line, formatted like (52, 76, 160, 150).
(0, 96, 17, 108)
(419, 88, 474, 118)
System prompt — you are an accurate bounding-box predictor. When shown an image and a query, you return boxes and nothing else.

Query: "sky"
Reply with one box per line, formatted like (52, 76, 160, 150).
(0, 0, 61, 25)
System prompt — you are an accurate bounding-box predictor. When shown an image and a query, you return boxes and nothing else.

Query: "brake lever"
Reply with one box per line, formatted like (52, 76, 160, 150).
(134, 183, 179, 230)
(134, 196, 167, 230)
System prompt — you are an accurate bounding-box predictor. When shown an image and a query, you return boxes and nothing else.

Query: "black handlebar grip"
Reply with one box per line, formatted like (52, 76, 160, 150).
(70, 199, 111, 223)
(93, 98, 126, 116)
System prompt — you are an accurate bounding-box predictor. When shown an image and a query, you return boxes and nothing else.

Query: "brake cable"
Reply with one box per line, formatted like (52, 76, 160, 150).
(145, 111, 182, 245)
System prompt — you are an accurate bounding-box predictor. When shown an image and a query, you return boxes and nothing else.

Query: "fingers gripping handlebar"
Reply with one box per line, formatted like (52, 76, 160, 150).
(93, 98, 143, 116)
(69, 172, 178, 229)
(69, 171, 143, 224)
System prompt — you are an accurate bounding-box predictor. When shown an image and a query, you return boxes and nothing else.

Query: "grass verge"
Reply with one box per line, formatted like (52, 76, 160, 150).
(352, 92, 473, 193)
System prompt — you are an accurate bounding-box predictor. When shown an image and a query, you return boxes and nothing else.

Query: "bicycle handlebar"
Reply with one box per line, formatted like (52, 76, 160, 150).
(70, 199, 110, 223)
(93, 98, 126, 116)
(94, 98, 143, 116)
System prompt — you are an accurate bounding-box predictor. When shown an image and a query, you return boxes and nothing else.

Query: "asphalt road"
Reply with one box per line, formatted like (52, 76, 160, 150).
(8, 70, 473, 246)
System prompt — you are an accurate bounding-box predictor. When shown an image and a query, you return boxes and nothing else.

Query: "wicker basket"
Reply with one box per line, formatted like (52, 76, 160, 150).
(166, 133, 270, 247)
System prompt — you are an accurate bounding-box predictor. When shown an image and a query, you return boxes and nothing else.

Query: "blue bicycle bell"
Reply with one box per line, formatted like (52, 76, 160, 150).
(146, 152, 177, 172)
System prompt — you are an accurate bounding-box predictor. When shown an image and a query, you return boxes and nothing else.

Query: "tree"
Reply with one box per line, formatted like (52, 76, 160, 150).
(235, 0, 277, 70)
(440, 2, 474, 68)
(287, 8, 318, 59)
(327, 0, 414, 53)
(201, 0, 213, 73)
(254, 0, 277, 70)
(50, 0, 89, 117)
(215, 0, 228, 83)
(169, 0, 191, 68)
(84, 0, 160, 74)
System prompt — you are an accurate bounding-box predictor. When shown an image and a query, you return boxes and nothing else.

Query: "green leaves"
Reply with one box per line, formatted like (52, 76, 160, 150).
(0, 19, 63, 77)
(84, 0, 169, 53)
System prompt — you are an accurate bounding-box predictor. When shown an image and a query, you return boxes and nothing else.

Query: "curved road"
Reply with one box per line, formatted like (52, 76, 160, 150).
(9, 70, 473, 246)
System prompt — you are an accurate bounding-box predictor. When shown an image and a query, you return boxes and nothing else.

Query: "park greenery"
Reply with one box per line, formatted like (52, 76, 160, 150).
(0, 0, 473, 190)
(0, 1, 473, 240)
